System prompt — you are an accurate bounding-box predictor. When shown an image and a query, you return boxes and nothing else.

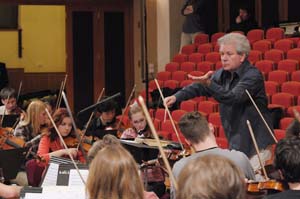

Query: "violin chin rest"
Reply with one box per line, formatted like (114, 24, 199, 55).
(166, 142, 182, 150)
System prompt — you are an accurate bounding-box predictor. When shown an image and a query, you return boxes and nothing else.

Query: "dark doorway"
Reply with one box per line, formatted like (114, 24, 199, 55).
(261, 0, 279, 29)
(104, 12, 125, 106)
(72, 11, 94, 113)
(205, 0, 218, 35)
(288, 0, 300, 21)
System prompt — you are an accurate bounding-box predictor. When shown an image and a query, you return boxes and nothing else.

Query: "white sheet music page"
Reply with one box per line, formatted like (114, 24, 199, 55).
(68, 169, 89, 186)
(24, 186, 87, 199)
(42, 163, 59, 186)
(23, 193, 43, 199)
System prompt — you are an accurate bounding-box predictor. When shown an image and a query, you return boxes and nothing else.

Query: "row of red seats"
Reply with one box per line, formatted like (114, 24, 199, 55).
(191, 28, 291, 46)
(164, 59, 300, 80)
(265, 81, 300, 96)
(170, 49, 300, 73)
(268, 93, 300, 111)
(263, 70, 300, 84)
(182, 38, 300, 56)
(155, 70, 300, 90)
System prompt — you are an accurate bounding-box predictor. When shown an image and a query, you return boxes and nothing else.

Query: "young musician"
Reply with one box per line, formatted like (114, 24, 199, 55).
(171, 111, 255, 198)
(0, 87, 23, 115)
(37, 108, 85, 164)
(121, 103, 152, 139)
(85, 99, 119, 139)
(264, 137, 300, 199)
(177, 154, 246, 199)
(86, 145, 158, 199)
(14, 100, 48, 152)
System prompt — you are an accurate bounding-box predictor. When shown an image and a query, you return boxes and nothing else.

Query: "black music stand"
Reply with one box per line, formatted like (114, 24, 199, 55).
(0, 147, 27, 180)
(0, 114, 19, 128)
(120, 140, 159, 164)
(91, 129, 119, 139)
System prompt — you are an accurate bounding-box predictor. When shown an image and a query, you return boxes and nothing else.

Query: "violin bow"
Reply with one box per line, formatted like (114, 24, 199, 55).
(246, 120, 269, 180)
(8, 81, 23, 134)
(61, 91, 89, 164)
(77, 88, 105, 149)
(55, 81, 64, 110)
(56, 74, 68, 110)
(0, 95, 10, 128)
(138, 96, 178, 191)
(16, 81, 22, 102)
(45, 108, 86, 185)
(245, 89, 278, 143)
(116, 84, 136, 131)
(154, 79, 185, 152)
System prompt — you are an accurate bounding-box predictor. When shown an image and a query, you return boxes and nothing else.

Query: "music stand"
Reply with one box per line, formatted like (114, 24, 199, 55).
(0, 114, 19, 127)
(86, 129, 118, 139)
(120, 140, 159, 164)
(0, 147, 27, 180)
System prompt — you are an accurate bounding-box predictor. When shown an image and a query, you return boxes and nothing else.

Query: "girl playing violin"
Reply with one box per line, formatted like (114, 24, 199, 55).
(121, 103, 152, 139)
(37, 108, 85, 164)
(14, 100, 48, 152)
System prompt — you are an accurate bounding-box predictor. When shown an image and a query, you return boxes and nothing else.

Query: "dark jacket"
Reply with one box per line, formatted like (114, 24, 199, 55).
(181, 0, 207, 33)
(174, 60, 275, 157)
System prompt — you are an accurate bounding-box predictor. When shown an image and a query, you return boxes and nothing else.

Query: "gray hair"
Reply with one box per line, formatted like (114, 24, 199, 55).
(217, 33, 251, 57)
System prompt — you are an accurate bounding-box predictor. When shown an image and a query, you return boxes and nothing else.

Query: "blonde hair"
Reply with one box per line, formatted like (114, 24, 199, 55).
(86, 145, 144, 199)
(21, 100, 46, 136)
(128, 103, 143, 120)
(87, 134, 120, 163)
(177, 155, 246, 199)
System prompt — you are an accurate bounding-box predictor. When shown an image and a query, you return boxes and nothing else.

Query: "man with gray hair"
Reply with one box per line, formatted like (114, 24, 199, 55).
(165, 33, 275, 172)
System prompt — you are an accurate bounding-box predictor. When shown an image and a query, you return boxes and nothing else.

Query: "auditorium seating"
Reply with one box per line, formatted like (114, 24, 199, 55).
(145, 27, 300, 146)
(247, 29, 264, 44)
(194, 33, 209, 44)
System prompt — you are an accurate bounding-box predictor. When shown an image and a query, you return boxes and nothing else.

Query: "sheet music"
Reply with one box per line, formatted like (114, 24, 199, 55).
(23, 186, 87, 199)
(42, 163, 59, 186)
(68, 169, 89, 186)
(23, 193, 43, 199)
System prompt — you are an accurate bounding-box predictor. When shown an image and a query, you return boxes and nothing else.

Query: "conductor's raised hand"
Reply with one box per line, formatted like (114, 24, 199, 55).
(164, 95, 177, 107)
(188, 71, 214, 85)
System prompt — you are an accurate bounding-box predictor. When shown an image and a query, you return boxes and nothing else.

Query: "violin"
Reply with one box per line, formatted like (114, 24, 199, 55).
(104, 117, 128, 138)
(0, 127, 25, 149)
(158, 147, 191, 168)
(247, 180, 285, 194)
(64, 129, 93, 152)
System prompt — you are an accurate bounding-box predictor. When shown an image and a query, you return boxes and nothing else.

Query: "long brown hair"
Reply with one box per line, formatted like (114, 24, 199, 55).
(49, 108, 74, 141)
(86, 145, 144, 199)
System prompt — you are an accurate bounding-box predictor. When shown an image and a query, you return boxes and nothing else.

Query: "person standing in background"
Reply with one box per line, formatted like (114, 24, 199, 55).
(180, 0, 208, 51)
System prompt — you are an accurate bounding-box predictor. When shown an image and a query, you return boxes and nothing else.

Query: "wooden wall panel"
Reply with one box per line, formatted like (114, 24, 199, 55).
(7, 68, 65, 94)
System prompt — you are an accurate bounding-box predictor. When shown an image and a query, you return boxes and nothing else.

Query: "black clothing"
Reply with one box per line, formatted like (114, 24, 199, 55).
(174, 60, 275, 157)
(181, 0, 207, 33)
(85, 117, 117, 138)
(230, 16, 258, 34)
(264, 190, 300, 199)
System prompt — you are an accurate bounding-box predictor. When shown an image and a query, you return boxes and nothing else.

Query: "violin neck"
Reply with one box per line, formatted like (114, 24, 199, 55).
(5, 139, 22, 149)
